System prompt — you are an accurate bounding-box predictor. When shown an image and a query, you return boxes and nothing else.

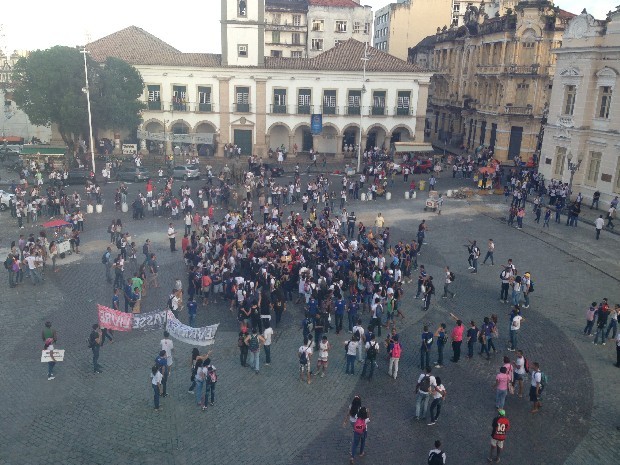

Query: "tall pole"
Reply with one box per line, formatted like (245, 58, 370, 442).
(357, 43, 370, 173)
(81, 48, 96, 174)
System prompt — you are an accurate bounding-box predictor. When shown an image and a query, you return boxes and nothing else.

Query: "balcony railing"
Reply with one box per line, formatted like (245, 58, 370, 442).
(197, 103, 212, 112)
(147, 101, 161, 111)
(171, 102, 189, 112)
(270, 104, 288, 114)
(234, 103, 251, 113)
(265, 24, 306, 32)
(321, 105, 338, 115)
(395, 106, 412, 116)
(430, 97, 450, 106)
(503, 105, 532, 115)
(297, 105, 312, 115)
(476, 64, 503, 75)
(503, 64, 539, 75)
(346, 106, 361, 115)
(370, 106, 386, 116)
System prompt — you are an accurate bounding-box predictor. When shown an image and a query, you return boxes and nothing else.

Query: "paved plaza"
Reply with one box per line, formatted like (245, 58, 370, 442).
(0, 167, 618, 465)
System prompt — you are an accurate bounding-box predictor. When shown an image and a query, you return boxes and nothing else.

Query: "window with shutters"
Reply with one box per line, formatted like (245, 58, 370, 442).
(273, 89, 287, 114)
(586, 151, 602, 185)
(515, 83, 529, 107)
(323, 90, 337, 115)
(353, 21, 361, 34)
(563, 85, 576, 116)
(172, 85, 187, 111)
(312, 20, 324, 32)
(293, 14, 301, 26)
(272, 13, 281, 25)
(291, 51, 303, 58)
(364, 22, 371, 34)
(271, 50, 282, 57)
(553, 146, 566, 176)
(372, 90, 386, 115)
(238, 44, 248, 57)
(347, 90, 361, 115)
(272, 31, 280, 44)
(198, 86, 212, 112)
(397, 91, 410, 115)
(236, 87, 250, 113)
(147, 85, 161, 110)
(298, 89, 311, 114)
(335, 20, 347, 33)
(597, 86, 612, 119)
(292, 33, 301, 45)
(311, 39, 323, 51)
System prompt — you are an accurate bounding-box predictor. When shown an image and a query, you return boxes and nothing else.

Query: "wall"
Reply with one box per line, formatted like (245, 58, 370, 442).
(307, 5, 372, 58)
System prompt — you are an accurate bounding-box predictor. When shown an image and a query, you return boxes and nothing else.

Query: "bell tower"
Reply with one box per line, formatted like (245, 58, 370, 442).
(221, 0, 265, 67)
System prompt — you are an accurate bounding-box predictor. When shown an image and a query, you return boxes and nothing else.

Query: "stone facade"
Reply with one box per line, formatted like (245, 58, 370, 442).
(539, 8, 620, 208)
(409, 0, 574, 163)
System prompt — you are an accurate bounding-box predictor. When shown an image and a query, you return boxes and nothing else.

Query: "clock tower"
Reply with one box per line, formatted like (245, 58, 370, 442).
(221, 0, 265, 67)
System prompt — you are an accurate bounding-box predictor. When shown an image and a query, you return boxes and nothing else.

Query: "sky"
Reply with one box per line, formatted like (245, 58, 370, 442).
(1, 0, 615, 56)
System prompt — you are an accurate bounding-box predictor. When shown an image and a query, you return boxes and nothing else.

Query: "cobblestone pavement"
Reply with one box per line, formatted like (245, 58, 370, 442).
(0, 171, 618, 465)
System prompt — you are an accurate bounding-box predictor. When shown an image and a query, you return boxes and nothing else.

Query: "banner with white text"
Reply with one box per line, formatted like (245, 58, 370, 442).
(165, 311, 219, 346)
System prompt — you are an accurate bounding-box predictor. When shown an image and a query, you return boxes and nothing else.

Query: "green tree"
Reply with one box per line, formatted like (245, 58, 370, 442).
(11, 46, 145, 149)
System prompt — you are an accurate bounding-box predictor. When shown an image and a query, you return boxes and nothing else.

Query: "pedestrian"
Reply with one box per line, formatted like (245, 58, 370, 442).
(428, 377, 446, 426)
(387, 334, 402, 379)
(44, 337, 57, 380)
(343, 395, 362, 427)
(374, 212, 385, 236)
(529, 362, 543, 413)
(155, 349, 169, 398)
(593, 299, 610, 345)
(42, 321, 57, 343)
(160, 331, 174, 376)
(434, 323, 447, 368)
(499, 267, 511, 303)
(595, 214, 604, 240)
(428, 439, 446, 464)
(193, 359, 206, 407)
(150, 365, 163, 411)
(606, 206, 616, 229)
(512, 350, 527, 398)
(203, 358, 217, 409)
(488, 409, 510, 463)
(245, 327, 265, 374)
(615, 332, 620, 368)
(299, 336, 313, 384)
(543, 207, 551, 228)
(263, 322, 274, 366)
(420, 325, 433, 371)
(345, 333, 359, 375)
(482, 239, 495, 265)
(422, 276, 435, 311)
(442, 266, 455, 299)
(466, 320, 479, 359)
(238, 324, 249, 367)
(89, 323, 103, 374)
(350, 406, 369, 464)
(509, 307, 524, 351)
(606, 304, 619, 340)
(450, 318, 464, 363)
(494, 366, 511, 409)
(360, 334, 379, 381)
(415, 367, 435, 421)
(168, 223, 177, 251)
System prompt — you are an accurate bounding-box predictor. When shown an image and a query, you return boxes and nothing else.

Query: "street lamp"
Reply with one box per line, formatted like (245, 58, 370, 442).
(566, 151, 582, 200)
(357, 43, 370, 173)
(80, 47, 96, 174)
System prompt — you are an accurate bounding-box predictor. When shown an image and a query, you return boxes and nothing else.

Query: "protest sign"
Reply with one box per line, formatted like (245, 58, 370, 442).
(98, 305, 133, 331)
(41, 350, 65, 362)
(165, 311, 219, 346)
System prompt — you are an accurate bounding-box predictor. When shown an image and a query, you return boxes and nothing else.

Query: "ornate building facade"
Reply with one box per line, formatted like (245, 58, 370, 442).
(409, 0, 574, 163)
(539, 8, 620, 207)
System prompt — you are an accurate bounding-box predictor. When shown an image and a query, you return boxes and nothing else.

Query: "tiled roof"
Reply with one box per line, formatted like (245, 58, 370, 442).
(308, 0, 362, 7)
(266, 0, 308, 12)
(557, 9, 577, 20)
(266, 39, 424, 72)
(87, 26, 221, 67)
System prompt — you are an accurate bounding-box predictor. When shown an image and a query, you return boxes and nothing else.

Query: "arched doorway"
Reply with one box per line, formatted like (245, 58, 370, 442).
(315, 125, 338, 154)
(342, 124, 360, 158)
(195, 122, 216, 157)
(144, 120, 164, 154)
(171, 121, 191, 155)
(366, 125, 387, 151)
(294, 124, 313, 152)
(391, 125, 413, 143)
(268, 123, 290, 152)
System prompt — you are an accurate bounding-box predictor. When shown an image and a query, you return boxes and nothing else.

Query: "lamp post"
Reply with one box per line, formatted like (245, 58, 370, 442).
(80, 47, 96, 174)
(566, 152, 582, 201)
(163, 119, 169, 165)
(357, 43, 370, 173)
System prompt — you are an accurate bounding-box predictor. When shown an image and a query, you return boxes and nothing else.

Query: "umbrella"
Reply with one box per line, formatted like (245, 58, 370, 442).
(43, 219, 72, 228)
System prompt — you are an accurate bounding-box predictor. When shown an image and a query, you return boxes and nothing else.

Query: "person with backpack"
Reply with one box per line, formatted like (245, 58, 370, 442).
(388, 334, 402, 380)
(428, 378, 446, 426)
(102, 247, 112, 283)
(298, 336, 313, 384)
(434, 323, 448, 368)
(442, 266, 455, 299)
(203, 358, 217, 409)
(415, 367, 436, 420)
(360, 334, 379, 381)
(420, 325, 434, 371)
(344, 333, 360, 375)
(238, 325, 249, 367)
(512, 350, 528, 398)
(488, 409, 510, 462)
(530, 362, 544, 413)
(422, 276, 435, 312)
(428, 439, 446, 464)
(350, 406, 370, 464)
(244, 327, 265, 374)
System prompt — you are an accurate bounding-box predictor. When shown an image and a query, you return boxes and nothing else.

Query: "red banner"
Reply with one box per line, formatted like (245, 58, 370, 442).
(97, 305, 133, 331)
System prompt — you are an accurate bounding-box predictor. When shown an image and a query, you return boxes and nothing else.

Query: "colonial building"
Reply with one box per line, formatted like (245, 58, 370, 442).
(539, 8, 620, 208)
(87, 0, 431, 158)
(265, 0, 309, 58)
(409, 0, 574, 163)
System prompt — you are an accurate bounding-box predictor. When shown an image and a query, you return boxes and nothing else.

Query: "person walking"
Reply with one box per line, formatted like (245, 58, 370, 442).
(350, 406, 369, 464)
(530, 362, 543, 413)
(203, 358, 217, 409)
(499, 267, 511, 303)
(44, 338, 57, 380)
(420, 325, 433, 371)
(103, 246, 112, 283)
(374, 212, 385, 236)
(494, 366, 511, 409)
(512, 350, 527, 398)
(299, 336, 313, 384)
(422, 276, 435, 311)
(434, 323, 447, 368)
(488, 409, 510, 463)
(316, 335, 330, 377)
(415, 367, 435, 421)
(482, 239, 495, 265)
(89, 324, 103, 374)
(583, 303, 596, 336)
(606, 304, 619, 340)
(150, 365, 163, 411)
(428, 378, 446, 426)
(168, 223, 177, 251)
(442, 267, 455, 299)
(593, 300, 610, 345)
(387, 334, 402, 379)
(466, 320, 479, 359)
(360, 334, 379, 381)
(345, 334, 359, 375)
(509, 308, 524, 351)
(450, 319, 464, 363)
(263, 322, 274, 366)
(595, 215, 604, 240)
(245, 327, 265, 374)
(428, 439, 446, 464)
(155, 350, 169, 399)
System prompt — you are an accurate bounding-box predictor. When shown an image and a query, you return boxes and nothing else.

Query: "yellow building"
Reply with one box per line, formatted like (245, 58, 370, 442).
(409, 0, 575, 163)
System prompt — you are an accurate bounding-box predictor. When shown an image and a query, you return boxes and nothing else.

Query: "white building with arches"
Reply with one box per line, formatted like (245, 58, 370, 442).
(87, 0, 431, 159)
(539, 8, 620, 207)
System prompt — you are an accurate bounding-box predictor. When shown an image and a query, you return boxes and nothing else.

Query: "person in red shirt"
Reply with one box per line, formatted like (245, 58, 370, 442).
(488, 409, 510, 463)
(450, 319, 464, 362)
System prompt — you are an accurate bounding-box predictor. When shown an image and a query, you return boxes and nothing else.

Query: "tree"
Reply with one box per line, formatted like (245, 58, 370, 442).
(11, 46, 145, 149)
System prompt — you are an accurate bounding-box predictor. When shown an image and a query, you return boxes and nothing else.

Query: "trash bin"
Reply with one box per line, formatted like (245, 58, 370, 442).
(361, 193, 367, 202)
(121, 202, 128, 213)
(95, 204, 103, 213)
(405, 191, 410, 199)
(386, 192, 392, 200)
(419, 180, 426, 191)
(86, 204, 93, 214)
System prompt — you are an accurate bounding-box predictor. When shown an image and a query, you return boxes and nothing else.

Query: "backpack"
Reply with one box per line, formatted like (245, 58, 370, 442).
(248, 334, 259, 352)
(101, 252, 108, 264)
(353, 418, 367, 434)
(391, 342, 402, 359)
(366, 342, 378, 360)
(4, 256, 12, 270)
(142, 243, 149, 255)
(428, 450, 444, 465)
(449, 272, 455, 282)
(418, 374, 431, 393)
(528, 280, 534, 293)
(375, 304, 383, 319)
(167, 295, 174, 310)
(206, 369, 217, 384)
(116, 237, 122, 249)
(539, 371, 548, 391)
(523, 357, 530, 373)
(87, 332, 95, 349)
(299, 346, 309, 364)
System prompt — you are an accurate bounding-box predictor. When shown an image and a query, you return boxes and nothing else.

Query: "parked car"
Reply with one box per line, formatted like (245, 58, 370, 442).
(412, 158, 433, 174)
(116, 166, 151, 182)
(170, 164, 200, 180)
(250, 163, 284, 177)
(66, 169, 96, 184)
(0, 189, 15, 211)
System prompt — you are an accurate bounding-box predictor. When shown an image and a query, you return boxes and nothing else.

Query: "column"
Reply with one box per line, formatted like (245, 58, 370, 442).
(264, 134, 271, 154)
(384, 132, 392, 151)
(288, 134, 296, 157)
(414, 82, 430, 141)
(217, 78, 231, 157)
(255, 78, 267, 156)
(335, 135, 344, 159)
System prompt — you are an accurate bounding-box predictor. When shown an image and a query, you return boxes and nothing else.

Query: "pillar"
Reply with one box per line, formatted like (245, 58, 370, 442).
(264, 134, 271, 153)
(361, 135, 368, 152)
(312, 134, 320, 152)
(335, 135, 344, 159)
(384, 132, 392, 151)
(288, 134, 296, 157)
(414, 82, 430, 141)
(255, 78, 267, 157)
(217, 78, 231, 157)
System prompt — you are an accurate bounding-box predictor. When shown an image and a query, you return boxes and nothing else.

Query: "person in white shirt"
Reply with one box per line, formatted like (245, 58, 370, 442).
(263, 323, 274, 366)
(415, 367, 437, 420)
(168, 223, 176, 251)
(160, 332, 174, 375)
(344, 335, 359, 375)
(428, 377, 447, 425)
(509, 308, 524, 351)
(513, 350, 527, 397)
(595, 214, 605, 240)
(316, 335, 331, 377)
(529, 362, 543, 413)
(151, 365, 163, 411)
(298, 337, 314, 384)
(351, 319, 365, 362)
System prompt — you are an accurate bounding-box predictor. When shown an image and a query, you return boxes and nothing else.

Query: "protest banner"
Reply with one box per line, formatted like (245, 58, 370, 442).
(132, 310, 167, 331)
(165, 311, 219, 346)
(41, 350, 65, 362)
(98, 305, 133, 331)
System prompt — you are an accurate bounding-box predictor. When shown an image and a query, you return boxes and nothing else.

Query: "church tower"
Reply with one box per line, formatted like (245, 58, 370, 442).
(221, 0, 265, 67)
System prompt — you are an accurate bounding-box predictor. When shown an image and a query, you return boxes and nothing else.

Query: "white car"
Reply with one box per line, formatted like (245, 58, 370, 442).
(0, 189, 16, 211)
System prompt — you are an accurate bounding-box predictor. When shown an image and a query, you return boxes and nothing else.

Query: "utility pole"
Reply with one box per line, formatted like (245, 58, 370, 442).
(80, 47, 96, 174)
(357, 42, 370, 173)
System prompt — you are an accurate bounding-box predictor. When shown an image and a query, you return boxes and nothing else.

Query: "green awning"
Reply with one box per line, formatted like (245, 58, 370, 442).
(394, 143, 435, 153)
(20, 146, 66, 155)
